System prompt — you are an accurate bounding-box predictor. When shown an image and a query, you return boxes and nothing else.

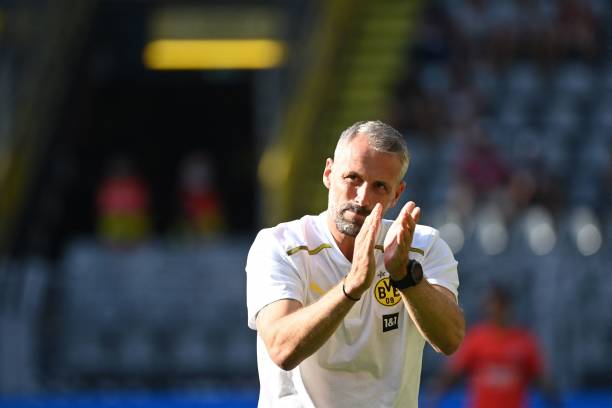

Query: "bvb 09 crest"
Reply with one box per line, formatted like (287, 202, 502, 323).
(374, 277, 401, 306)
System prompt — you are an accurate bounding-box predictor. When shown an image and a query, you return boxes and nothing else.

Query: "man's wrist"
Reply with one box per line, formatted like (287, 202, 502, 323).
(342, 278, 361, 301)
(388, 268, 407, 282)
(342, 275, 363, 301)
(390, 260, 424, 289)
(386, 261, 408, 281)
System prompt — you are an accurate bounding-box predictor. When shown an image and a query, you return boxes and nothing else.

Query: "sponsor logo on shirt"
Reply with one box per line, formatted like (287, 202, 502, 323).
(382, 313, 399, 332)
(374, 277, 401, 307)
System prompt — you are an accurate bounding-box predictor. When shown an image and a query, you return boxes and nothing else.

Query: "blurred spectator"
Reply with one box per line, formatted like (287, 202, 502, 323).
(510, 0, 557, 64)
(555, 0, 601, 60)
(506, 168, 538, 215)
(95, 156, 151, 246)
(390, 71, 447, 143)
(430, 286, 558, 408)
(411, 3, 456, 63)
(507, 163, 563, 219)
(456, 127, 511, 201)
(175, 152, 225, 239)
(447, 0, 520, 67)
(448, 0, 495, 59)
(445, 61, 484, 130)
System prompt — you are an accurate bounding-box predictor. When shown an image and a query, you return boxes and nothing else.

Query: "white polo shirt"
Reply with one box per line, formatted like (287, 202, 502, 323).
(246, 211, 459, 408)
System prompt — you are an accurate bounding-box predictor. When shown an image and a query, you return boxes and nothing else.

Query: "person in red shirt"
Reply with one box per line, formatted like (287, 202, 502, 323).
(96, 156, 151, 246)
(175, 152, 225, 238)
(432, 286, 558, 408)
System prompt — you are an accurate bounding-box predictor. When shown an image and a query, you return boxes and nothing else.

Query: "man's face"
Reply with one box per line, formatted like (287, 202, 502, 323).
(323, 133, 405, 237)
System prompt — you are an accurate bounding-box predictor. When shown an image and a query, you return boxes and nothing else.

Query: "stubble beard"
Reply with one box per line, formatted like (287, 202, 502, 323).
(331, 201, 371, 237)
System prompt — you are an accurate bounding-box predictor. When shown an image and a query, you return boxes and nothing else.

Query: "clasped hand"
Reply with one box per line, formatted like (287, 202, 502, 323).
(345, 201, 421, 298)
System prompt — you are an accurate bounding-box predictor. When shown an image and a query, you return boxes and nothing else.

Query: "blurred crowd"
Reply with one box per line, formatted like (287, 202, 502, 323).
(390, 0, 612, 258)
(389, 0, 612, 396)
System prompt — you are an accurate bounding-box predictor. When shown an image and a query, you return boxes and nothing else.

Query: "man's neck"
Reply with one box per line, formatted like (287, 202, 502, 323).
(326, 214, 355, 262)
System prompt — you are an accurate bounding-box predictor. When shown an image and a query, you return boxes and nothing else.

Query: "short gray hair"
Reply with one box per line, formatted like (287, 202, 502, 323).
(334, 120, 410, 179)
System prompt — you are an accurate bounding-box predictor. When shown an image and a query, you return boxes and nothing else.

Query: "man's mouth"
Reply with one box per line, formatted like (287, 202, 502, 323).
(342, 205, 370, 220)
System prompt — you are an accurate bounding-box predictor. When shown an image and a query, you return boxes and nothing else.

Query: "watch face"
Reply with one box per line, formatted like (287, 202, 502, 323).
(410, 261, 423, 283)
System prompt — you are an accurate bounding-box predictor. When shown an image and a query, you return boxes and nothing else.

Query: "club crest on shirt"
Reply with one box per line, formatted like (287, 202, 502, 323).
(374, 277, 401, 307)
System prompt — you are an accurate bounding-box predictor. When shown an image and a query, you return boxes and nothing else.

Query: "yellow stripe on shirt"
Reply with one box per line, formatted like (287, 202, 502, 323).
(374, 244, 424, 256)
(286, 243, 333, 256)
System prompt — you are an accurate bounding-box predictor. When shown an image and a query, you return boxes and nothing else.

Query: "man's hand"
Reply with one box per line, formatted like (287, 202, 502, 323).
(382, 201, 465, 355)
(384, 201, 421, 280)
(344, 203, 382, 299)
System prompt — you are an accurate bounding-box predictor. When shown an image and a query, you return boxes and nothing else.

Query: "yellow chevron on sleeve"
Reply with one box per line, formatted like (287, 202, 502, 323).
(286, 243, 332, 256)
(374, 244, 424, 256)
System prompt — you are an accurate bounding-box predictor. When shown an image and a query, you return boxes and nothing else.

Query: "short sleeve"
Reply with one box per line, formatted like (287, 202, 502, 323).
(246, 228, 305, 330)
(423, 231, 460, 300)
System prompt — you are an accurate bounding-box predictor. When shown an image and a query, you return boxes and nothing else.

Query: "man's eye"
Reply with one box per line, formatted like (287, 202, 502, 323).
(375, 183, 388, 192)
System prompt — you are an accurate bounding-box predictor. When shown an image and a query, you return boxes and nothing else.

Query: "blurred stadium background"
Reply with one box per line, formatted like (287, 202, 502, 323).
(1, 0, 612, 406)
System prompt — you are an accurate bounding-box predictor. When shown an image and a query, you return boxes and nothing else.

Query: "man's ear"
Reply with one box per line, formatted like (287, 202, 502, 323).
(323, 158, 333, 189)
(391, 181, 406, 208)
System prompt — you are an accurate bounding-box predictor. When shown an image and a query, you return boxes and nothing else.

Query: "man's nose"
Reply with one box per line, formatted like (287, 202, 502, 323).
(354, 183, 372, 208)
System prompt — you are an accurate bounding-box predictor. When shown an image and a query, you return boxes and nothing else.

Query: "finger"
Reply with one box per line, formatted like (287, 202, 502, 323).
(400, 201, 415, 219)
(369, 202, 382, 220)
(401, 204, 420, 243)
(402, 205, 416, 228)
(404, 210, 417, 236)
(368, 203, 382, 232)
(411, 206, 421, 224)
(373, 203, 382, 232)
(395, 201, 414, 228)
(362, 202, 380, 229)
(402, 206, 420, 247)
(403, 202, 420, 224)
(365, 203, 382, 243)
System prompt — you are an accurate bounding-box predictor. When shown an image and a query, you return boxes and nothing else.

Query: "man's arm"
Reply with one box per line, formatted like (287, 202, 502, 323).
(384, 201, 465, 355)
(398, 281, 464, 355)
(255, 284, 356, 371)
(255, 204, 383, 371)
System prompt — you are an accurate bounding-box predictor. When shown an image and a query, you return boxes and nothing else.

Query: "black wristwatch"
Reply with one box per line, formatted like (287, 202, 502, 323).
(389, 260, 423, 289)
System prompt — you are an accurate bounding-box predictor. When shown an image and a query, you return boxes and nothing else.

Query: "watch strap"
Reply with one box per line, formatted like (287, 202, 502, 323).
(389, 260, 422, 289)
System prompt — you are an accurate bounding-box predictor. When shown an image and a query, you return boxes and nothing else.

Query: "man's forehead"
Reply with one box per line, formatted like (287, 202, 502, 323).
(334, 140, 404, 182)
(336, 134, 377, 161)
(337, 132, 369, 152)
